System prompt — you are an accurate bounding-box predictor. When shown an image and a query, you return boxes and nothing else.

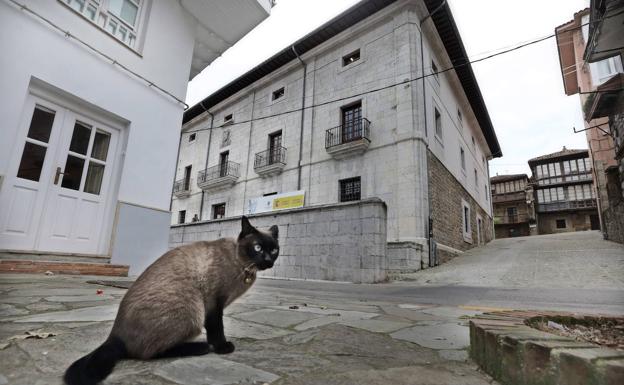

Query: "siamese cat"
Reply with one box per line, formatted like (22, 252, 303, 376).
(64, 216, 279, 385)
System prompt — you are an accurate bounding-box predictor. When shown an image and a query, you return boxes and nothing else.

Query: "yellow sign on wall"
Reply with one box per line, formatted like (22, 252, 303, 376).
(273, 194, 305, 210)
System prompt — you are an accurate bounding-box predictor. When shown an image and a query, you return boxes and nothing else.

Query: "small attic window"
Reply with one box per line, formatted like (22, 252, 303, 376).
(272, 87, 285, 101)
(224, 114, 233, 124)
(342, 49, 360, 66)
(189, 133, 196, 142)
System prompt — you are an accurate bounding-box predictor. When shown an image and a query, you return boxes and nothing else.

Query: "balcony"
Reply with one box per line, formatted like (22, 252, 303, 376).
(173, 178, 191, 198)
(494, 214, 531, 225)
(254, 147, 286, 177)
(197, 161, 240, 191)
(492, 191, 526, 203)
(537, 199, 597, 213)
(325, 118, 371, 159)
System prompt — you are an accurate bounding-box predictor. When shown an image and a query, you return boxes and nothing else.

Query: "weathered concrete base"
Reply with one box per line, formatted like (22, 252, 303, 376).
(470, 310, 624, 385)
(386, 241, 423, 272)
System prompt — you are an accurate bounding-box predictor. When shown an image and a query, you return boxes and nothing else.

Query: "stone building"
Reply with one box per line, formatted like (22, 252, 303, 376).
(170, 0, 502, 281)
(490, 174, 536, 238)
(555, 4, 624, 243)
(528, 148, 600, 234)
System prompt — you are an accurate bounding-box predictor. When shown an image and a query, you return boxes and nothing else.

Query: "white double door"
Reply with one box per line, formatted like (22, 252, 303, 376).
(0, 96, 119, 255)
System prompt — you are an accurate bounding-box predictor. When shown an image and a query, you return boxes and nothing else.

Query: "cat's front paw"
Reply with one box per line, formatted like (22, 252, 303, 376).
(213, 341, 235, 354)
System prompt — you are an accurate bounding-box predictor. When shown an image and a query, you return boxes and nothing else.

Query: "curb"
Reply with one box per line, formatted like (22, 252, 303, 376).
(469, 310, 624, 385)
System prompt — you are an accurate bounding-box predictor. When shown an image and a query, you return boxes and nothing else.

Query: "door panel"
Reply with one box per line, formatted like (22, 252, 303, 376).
(0, 98, 66, 250)
(38, 110, 118, 254)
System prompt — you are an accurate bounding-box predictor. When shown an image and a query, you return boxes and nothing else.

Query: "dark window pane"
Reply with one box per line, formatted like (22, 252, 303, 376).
(84, 162, 105, 195)
(340, 177, 361, 202)
(69, 122, 92, 155)
(27, 106, 55, 143)
(61, 155, 85, 190)
(91, 131, 111, 161)
(17, 143, 47, 181)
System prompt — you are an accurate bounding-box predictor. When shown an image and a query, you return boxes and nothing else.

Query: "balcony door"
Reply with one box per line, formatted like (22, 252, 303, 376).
(184, 165, 192, 190)
(0, 95, 119, 254)
(341, 103, 362, 143)
(219, 151, 229, 177)
(269, 131, 282, 164)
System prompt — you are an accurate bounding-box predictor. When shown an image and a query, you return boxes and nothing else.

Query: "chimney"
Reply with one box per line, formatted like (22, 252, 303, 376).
(562, 146, 567, 151)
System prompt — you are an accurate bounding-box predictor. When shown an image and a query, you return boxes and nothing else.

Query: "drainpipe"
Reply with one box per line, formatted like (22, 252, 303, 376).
(419, 0, 446, 268)
(199, 104, 214, 220)
(292, 44, 307, 192)
(169, 132, 183, 213)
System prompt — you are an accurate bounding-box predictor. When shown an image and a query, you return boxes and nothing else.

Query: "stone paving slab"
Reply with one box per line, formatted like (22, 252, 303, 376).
(153, 356, 280, 385)
(223, 317, 293, 340)
(231, 309, 322, 328)
(391, 322, 470, 350)
(12, 304, 118, 323)
(338, 318, 412, 333)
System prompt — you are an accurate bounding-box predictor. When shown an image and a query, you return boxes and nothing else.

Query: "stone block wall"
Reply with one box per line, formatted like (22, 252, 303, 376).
(386, 241, 423, 272)
(537, 210, 596, 234)
(427, 151, 493, 262)
(169, 198, 388, 283)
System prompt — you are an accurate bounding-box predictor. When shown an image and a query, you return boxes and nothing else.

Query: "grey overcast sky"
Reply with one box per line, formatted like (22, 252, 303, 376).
(185, 0, 589, 177)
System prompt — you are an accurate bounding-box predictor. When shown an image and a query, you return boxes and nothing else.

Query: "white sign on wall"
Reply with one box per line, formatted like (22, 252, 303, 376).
(246, 190, 305, 215)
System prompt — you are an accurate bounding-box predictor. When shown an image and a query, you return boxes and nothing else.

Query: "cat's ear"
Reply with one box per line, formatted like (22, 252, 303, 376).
(269, 225, 279, 240)
(239, 216, 258, 239)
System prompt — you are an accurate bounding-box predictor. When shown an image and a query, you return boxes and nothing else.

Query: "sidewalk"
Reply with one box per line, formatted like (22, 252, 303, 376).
(0, 274, 497, 385)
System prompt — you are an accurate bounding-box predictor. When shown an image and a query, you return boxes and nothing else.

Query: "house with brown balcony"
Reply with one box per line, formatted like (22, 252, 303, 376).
(490, 174, 536, 238)
(555, 3, 624, 242)
(529, 148, 600, 234)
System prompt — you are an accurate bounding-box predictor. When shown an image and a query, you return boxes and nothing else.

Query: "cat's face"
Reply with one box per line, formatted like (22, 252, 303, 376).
(238, 216, 279, 270)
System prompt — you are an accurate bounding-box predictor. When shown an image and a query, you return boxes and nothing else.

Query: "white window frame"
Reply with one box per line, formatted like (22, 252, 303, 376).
(590, 55, 623, 86)
(461, 199, 472, 243)
(434, 106, 443, 143)
(460, 146, 466, 172)
(59, 0, 147, 50)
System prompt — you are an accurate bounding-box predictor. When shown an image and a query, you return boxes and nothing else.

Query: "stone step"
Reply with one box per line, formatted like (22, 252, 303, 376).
(0, 260, 129, 277)
(0, 252, 111, 264)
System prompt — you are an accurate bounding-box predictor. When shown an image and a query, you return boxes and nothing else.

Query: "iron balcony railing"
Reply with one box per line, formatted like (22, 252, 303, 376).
(537, 199, 597, 213)
(254, 146, 287, 168)
(325, 118, 371, 149)
(198, 161, 240, 184)
(173, 178, 191, 194)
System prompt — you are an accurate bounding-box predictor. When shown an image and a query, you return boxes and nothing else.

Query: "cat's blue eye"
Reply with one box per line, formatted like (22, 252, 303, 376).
(254, 244, 262, 252)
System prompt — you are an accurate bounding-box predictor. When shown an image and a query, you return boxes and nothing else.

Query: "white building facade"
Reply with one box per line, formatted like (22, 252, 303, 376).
(0, 0, 271, 274)
(173, 0, 501, 267)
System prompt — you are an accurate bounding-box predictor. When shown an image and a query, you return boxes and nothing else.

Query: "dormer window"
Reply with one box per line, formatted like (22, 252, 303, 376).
(342, 50, 360, 67)
(272, 87, 285, 101)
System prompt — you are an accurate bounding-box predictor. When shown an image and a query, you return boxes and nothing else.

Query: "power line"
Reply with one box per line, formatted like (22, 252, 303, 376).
(183, 8, 624, 135)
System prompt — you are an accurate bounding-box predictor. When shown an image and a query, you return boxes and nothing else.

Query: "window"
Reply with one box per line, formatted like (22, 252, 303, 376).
(434, 108, 442, 139)
(188, 133, 196, 142)
(342, 49, 360, 66)
(485, 185, 488, 201)
(461, 199, 472, 242)
(61, 0, 143, 48)
(183, 165, 192, 191)
(263, 192, 278, 197)
(268, 131, 282, 164)
(17, 105, 56, 182)
(431, 60, 439, 82)
(556, 219, 566, 229)
(212, 203, 226, 219)
(590, 55, 624, 85)
(219, 151, 229, 177)
(272, 87, 285, 101)
(341, 102, 363, 143)
(474, 169, 478, 189)
(457, 109, 463, 126)
(339, 177, 361, 202)
(224, 114, 233, 124)
(178, 210, 186, 224)
(460, 147, 466, 171)
(471, 136, 476, 152)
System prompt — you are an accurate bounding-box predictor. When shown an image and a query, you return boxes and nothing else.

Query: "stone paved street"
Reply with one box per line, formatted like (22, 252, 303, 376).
(1, 232, 623, 384)
(0, 274, 494, 385)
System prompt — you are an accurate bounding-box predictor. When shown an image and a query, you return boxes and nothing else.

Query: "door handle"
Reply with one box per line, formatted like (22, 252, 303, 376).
(54, 167, 65, 185)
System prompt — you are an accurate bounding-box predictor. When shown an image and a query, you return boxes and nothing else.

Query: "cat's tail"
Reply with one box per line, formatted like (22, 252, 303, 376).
(63, 336, 127, 385)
